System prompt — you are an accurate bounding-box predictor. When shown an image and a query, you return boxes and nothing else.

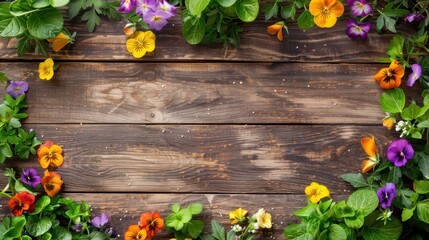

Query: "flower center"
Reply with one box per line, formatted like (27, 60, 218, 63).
(153, 16, 161, 22)
(14, 87, 21, 93)
(400, 152, 404, 157)
(356, 2, 364, 9)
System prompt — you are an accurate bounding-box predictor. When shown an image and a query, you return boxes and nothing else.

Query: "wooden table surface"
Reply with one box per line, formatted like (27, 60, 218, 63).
(0, 11, 406, 239)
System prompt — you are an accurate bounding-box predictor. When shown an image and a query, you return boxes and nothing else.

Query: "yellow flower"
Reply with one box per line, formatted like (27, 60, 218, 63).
(229, 208, 247, 225)
(38, 58, 54, 80)
(126, 31, 156, 58)
(48, 32, 73, 52)
(305, 182, 330, 203)
(255, 208, 272, 229)
(382, 115, 395, 130)
(309, 0, 344, 28)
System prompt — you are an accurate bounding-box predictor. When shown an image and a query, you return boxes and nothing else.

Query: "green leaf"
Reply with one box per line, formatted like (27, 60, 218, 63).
(188, 203, 203, 215)
(49, 0, 70, 7)
(417, 152, 429, 179)
(283, 223, 307, 239)
(362, 214, 402, 240)
(68, 0, 85, 20)
(182, 18, 205, 45)
(236, 0, 259, 22)
(347, 188, 379, 216)
(401, 103, 422, 120)
(188, 0, 210, 15)
(211, 220, 225, 240)
(9, 118, 21, 128)
(281, 5, 296, 20)
(180, 209, 193, 223)
(264, 3, 278, 21)
(341, 173, 369, 188)
(415, 180, 429, 194)
(380, 88, 406, 113)
(188, 220, 204, 238)
(294, 204, 317, 220)
(0, 3, 26, 37)
(344, 214, 365, 229)
(402, 207, 415, 222)
(27, 8, 63, 39)
(297, 11, 314, 29)
(26, 216, 52, 237)
(171, 204, 181, 213)
(50, 226, 72, 240)
(5, 216, 26, 238)
(32, 196, 51, 214)
(329, 224, 347, 240)
(216, 0, 237, 8)
(81, 8, 101, 33)
(9, 1, 40, 16)
(32, 0, 50, 8)
(417, 200, 429, 223)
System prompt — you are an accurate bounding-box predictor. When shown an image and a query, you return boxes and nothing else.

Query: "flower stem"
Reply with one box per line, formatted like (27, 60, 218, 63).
(0, 184, 12, 198)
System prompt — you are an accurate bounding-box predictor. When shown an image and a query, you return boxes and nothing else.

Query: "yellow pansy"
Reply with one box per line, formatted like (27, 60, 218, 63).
(38, 58, 54, 80)
(255, 208, 272, 229)
(305, 182, 330, 203)
(126, 31, 156, 58)
(229, 208, 247, 225)
(309, 0, 344, 28)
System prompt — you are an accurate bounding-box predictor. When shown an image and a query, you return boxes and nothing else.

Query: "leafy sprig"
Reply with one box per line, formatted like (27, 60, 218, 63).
(165, 202, 205, 240)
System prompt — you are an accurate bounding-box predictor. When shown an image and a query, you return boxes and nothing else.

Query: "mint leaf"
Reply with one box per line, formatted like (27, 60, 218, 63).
(341, 173, 369, 188)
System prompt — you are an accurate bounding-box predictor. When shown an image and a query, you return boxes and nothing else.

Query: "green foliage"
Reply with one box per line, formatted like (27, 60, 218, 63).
(201, 220, 235, 240)
(380, 88, 406, 114)
(166, 203, 205, 240)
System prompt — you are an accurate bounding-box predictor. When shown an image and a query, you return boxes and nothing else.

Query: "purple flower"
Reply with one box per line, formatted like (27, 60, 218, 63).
(6, 81, 28, 99)
(73, 224, 83, 232)
(117, 0, 136, 13)
(156, 0, 176, 17)
(20, 168, 41, 188)
(143, 10, 171, 31)
(136, 0, 156, 16)
(91, 213, 109, 228)
(104, 227, 116, 236)
(346, 19, 371, 39)
(387, 139, 414, 167)
(407, 64, 422, 87)
(350, 0, 373, 17)
(377, 183, 396, 209)
(405, 13, 425, 23)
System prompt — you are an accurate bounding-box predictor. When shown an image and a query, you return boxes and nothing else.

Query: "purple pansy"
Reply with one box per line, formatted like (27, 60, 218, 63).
(104, 227, 116, 236)
(117, 0, 137, 13)
(387, 139, 414, 167)
(91, 213, 109, 228)
(20, 168, 41, 188)
(156, 0, 176, 17)
(404, 13, 425, 23)
(377, 183, 396, 209)
(349, 0, 373, 17)
(136, 0, 156, 16)
(6, 81, 28, 99)
(407, 63, 422, 87)
(346, 19, 371, 39)
(143, 9, 172, 31)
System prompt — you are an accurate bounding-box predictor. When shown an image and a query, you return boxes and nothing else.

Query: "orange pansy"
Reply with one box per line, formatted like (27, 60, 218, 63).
(374, 60, 405, 89)
(41, 170, 63, 197)
(267, 22, 284, 41)
(309, 0, 344, 28)
(7, 192, 35, 216)
(48, 32, 72, 52)
(382, 115, 395, 130)
(361, 136, 379, 173)
(125, 225, 147, 240)
(37, 140, 63, 169)
(139, 212, 164, 239)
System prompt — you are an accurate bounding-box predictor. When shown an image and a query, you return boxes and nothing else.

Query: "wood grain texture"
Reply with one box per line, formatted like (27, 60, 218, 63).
(1, 124, 397, 194)
(0, 15, 414, 62)
(0, 193, 349, 239)
(0, 62, 406, 124)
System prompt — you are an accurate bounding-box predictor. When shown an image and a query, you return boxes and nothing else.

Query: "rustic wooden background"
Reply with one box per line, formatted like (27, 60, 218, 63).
(0, 7, 410, 239)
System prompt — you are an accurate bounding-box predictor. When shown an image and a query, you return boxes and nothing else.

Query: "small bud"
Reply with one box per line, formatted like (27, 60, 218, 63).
(124, 23, 137, 36)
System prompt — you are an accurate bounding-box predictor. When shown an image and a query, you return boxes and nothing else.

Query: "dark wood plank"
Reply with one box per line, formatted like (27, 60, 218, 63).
(1, 124, 396, 194)
(0, 193, 348, 239)
(0, 62, 400, 124)
(0, 16, 414, 62)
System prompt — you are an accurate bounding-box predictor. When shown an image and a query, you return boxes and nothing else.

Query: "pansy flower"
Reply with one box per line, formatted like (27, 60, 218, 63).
(21, 168, 41, 188)
(361, 136, 379, 173)
(117, 0, 137, 13)
(229, 208, 247, 225)
(309, 0, 344, 28)
(136, 0, 156, 16)
(143, 10, 172, 31)
(139, 212, 164, 239)
(41, 170, 63, 197)
(374, 60, 405, 89)
(37, 140, 64, 169)
(377, 183, 396, 209)
(346, 19, 370, 39)
(126, 31, 156, 58)
(156, 0, 176, 17)
(349, 0, 372, 17)
(382, 114, 395, 130)
(8, 192, 35, 216)
(125, 225, 147, 240)
(407, 63, 422, 87)
(267, 22, 285, 41)
(91, 213, 109, 229)
(387, 139, 414, 167)
(48, 32, 73, 52)
(6, 80, 28, 99)
(304, 182, 330, 203)
(404, 13, 425, 23)
(255, 208, 272, 229)
(38, 58, 54, 80)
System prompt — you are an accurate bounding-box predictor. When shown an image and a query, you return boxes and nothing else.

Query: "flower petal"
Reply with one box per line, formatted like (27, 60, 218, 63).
(309, 0, 324, 16)
(330, 1, 344, 17)
(361, 136, 377, 158)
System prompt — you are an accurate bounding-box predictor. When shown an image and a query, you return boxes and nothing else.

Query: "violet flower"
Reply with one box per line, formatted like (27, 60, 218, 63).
(104, 227, 116, 236)
(6, 81, 28, 99)
(377, 183, 396, 209)
(136, 0, 156, 16)
(404, 13, 425, 23)
(156, 0, 176, 17)
(91, 213, 109, 228)
(20, 168, 41, 188)
(143, 10, 172, 31)
(349, 0, 373, 17)
(346, 19, 370, 39)
(387, 139, 414, 167)
(117, 0, 136, 13)
(407, 63, 422, 87)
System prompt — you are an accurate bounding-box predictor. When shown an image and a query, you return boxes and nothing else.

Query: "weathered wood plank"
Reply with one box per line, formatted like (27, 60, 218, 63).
(0, 16, 413, 62)
(0, 193, 348, 239)
(0, 62, 402, 124)
(1, 124, 396, 194)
